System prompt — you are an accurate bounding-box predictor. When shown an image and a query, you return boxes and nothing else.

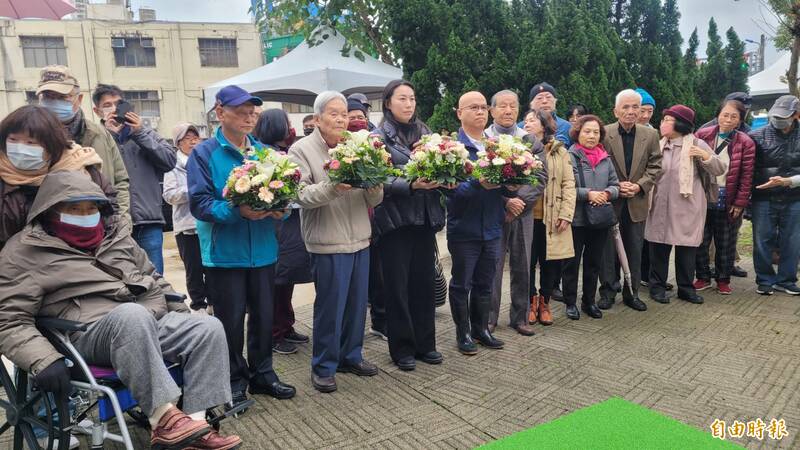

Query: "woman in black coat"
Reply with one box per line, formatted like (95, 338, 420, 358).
(373, 80, 445, 370)
(254, 109, 311, 355)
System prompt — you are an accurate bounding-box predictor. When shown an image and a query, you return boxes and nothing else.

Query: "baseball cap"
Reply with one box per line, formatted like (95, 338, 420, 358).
(769, 95, 799, 119)
(347, 92, 370, 107)
(36, 65, 80, 95)
(347, 98, 367, 114)
(215, 85, 263, 108)
(173, 123, 200, 143)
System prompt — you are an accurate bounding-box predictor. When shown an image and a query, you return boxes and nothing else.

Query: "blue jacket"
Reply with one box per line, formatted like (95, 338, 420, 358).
(445, 128, 511, 242)
(517, 112, 572, 147)
(187, 128, 281, 268)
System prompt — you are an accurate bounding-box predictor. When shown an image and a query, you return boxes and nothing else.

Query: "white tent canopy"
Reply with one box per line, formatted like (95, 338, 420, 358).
(749, 52, 791, 98)
(203, 31, 402, 111)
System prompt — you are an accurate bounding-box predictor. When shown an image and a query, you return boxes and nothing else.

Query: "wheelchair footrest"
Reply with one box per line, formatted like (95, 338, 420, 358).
(209, 399, 254, 426)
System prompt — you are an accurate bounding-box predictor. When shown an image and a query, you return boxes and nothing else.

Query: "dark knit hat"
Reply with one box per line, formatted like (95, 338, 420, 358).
(529, 82, 556, 102)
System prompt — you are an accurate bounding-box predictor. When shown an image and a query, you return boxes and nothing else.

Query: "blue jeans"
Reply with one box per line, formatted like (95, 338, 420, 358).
(133, 224, 165, 274)
(751, 199, 800, 287)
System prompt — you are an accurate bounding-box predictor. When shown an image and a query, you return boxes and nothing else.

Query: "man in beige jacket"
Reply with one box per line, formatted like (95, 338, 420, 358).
(289, 91, 383, 393)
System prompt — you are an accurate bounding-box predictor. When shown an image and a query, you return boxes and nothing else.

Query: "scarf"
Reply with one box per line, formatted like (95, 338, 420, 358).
(490, 123, 519, 136)
(575, 143, 608, 169)
(44, 217, 105, 251)
(382, 110, 428, 149)
(63, 108, 86, 142)
(0, 143, 104, 186)
(659, 134, 695, 198)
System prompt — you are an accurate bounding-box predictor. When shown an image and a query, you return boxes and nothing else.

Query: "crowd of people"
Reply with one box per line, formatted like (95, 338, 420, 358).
(1, 63, 799, 449)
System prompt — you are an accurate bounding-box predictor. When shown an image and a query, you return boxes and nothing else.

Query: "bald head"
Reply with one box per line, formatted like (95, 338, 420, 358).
(457, 91, 489, 134)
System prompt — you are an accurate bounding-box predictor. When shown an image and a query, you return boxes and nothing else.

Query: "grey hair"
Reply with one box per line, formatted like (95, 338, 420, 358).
(615, 89, 642, 107)
(313, 91, 347, 116)
(491, 90, 519, 108)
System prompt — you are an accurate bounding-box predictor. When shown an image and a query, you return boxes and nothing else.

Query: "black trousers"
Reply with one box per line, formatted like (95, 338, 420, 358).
(368, 240, 386, 330)
(563, 226, 609, 306)
(531, 219, 562, 299)
(641, 239, 651, 282)
(599, 207, 645, 298)
(205, 265, 277, 392)
(175, 233, 207, 310)
(649, 243, 697, 297)
(379, 226, 437, 361)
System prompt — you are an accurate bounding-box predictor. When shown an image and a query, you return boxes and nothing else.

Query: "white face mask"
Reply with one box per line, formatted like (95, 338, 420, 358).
(5, 141, 46, 170)
(60, 212, 101, 228)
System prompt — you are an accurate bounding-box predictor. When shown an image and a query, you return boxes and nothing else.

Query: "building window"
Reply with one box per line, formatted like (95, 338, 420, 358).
(21, 36, 67, 67)
(123, 90, 160, 117)
(113, 37, 156, 67)
(284, 103, 314, 114)
(198, 38, 238, 67)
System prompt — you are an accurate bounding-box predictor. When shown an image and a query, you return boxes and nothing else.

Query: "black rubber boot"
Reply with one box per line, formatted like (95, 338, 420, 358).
(470, 294, 504, 349)
(450, 295, 477, 355)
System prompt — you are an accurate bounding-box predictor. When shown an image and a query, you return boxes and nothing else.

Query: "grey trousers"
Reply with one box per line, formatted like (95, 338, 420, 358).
(73, 303, 231, 416)
(599, 208, 645, 299)
(490, 212, 534, 327)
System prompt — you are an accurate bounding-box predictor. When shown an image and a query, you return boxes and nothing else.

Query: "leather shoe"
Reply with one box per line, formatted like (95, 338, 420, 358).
(337, 360, 379, 376)
(565, 304, 580, 320)
(395, 356, 416, 371)
(249, 379, 296, 400)
(457, 336, 478, 355)
(650, 291, 671, 304)
(597, 295, 615, 310)
(551, 288, 564, 302)
(183, 429, 242, 450)
(514, 324, 536, 336)
(311, 374, 337, 393)
(471, 329, 504, 349)
(581, 303, 603, 319)
(416, 351, 443, 365)
(623, 296, 647, 311)
(678, 292, 704, 304)
(731, 265, 747, 278)
(150, 406, 210, 449)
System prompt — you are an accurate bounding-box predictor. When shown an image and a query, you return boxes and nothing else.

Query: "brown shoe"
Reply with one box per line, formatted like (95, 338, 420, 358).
(538, 296, 553, 326)
(528, 296, 539, 324)
(185, 430, 242, 450)
(150, 406, 210, 449)
(514, 324, 536, 336)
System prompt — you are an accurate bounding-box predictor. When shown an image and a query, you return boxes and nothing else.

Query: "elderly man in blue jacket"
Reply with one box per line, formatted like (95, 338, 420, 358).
(447, 91, 521, 356)
(187, 85, 295, 408)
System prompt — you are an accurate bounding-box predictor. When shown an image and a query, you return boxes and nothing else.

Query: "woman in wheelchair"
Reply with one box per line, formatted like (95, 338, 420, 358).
(0, 171, 242, 449)
(0, 105, 118, 250)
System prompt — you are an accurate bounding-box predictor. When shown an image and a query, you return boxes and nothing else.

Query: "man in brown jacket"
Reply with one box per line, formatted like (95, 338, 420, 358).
(598, 89, 663, 311)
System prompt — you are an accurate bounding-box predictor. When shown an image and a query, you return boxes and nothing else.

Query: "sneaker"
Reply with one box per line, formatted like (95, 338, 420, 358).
(716, 281, 732, 295)
(272, 340, 298, 354)
(756, 285, 774, 295)
(369, 327, 388, 341)
(284, 330, 309, 344)
(773, 283, 800, 295)
(693, 279, 712, 291)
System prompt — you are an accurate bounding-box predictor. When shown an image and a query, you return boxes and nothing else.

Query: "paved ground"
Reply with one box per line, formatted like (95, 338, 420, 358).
(2, 237, 799, 449)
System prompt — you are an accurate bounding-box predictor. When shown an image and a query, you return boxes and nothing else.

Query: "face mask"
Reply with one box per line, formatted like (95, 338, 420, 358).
(284, 127, 297, 146)
(5, 141, 47, 170)
(770, 116, 795, 130)
(40, 98, 77, 122)
(60, 212, 101, 228)
(303, 127, 314, 136)
(348, 120, 368, 132)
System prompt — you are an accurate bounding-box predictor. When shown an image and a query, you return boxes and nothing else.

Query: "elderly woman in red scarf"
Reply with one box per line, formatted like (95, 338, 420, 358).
(562, 115, 620, 321)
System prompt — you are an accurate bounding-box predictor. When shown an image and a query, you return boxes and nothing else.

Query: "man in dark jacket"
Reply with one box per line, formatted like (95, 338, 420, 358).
(92, 84, 176, 274)
(749, 95, 800, 296)
(447, 91, 517, 355)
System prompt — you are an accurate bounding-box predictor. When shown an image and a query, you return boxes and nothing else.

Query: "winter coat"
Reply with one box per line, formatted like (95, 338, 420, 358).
(748, 122, 800, 202)
(542, 140, 576, 260)
(0, 170, 175, 375)
(162, 152, 195, 234)
(275, 211, 312, 285)
(113, 125, 177, 226)
(371, 120, 445, 239)
(695, 125, 756, 215)
(76, 119, 130, 217)
(568, 145, 620, 227)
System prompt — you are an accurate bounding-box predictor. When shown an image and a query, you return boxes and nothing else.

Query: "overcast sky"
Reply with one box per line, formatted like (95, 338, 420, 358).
(127, 0, 784, 65)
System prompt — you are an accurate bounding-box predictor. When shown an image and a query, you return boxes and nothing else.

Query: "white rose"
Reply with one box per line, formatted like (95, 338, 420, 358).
(250, 174, 268, 186)
(492, 157, 506, 166)
(234, 176, 251, 194)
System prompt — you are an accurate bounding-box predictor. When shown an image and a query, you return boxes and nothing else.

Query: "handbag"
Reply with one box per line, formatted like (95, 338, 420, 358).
(575, 156, 616, 229)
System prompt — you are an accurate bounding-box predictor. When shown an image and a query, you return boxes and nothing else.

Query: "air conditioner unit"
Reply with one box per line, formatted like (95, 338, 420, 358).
(141, 117, 159, 129)
(140, 37, 154, 48)
(111, 38, 126, 48)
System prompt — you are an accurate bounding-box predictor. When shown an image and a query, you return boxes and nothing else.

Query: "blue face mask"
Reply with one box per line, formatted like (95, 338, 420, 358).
(40, 98, 77, 122)
(5, 141, 46, 170)
(60, 212, 101, 228)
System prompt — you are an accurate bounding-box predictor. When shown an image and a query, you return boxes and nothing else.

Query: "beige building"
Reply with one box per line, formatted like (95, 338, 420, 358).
(0, 8, 263, 138)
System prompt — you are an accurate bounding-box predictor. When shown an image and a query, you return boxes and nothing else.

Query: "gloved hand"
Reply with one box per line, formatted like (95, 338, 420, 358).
(34, 359, 71, 394)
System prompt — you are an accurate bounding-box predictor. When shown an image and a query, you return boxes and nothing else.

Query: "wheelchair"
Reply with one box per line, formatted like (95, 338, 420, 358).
(1, 294, 252, 450)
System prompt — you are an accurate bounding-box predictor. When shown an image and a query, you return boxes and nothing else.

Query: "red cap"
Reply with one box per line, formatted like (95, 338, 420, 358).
(662, 104, 695, 127)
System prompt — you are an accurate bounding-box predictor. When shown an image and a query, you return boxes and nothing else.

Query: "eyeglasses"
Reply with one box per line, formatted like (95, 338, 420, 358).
(458, 104, 490, 113)
(661, 117, 676, 123)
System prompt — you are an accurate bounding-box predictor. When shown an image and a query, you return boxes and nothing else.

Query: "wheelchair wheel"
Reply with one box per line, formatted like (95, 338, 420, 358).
(0, 364, 71, 450)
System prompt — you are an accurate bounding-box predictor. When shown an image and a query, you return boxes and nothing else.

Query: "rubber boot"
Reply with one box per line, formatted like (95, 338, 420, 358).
(450, 295, 477, 355)
(470, 294, 504, 349)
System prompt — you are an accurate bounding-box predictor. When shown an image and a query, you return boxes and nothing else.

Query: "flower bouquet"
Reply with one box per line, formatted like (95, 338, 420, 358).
(404, 133, 474, 185)
(324, 129, 398, 188)
(473, 134, 543, 185)
(223, 151, 302, 210)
